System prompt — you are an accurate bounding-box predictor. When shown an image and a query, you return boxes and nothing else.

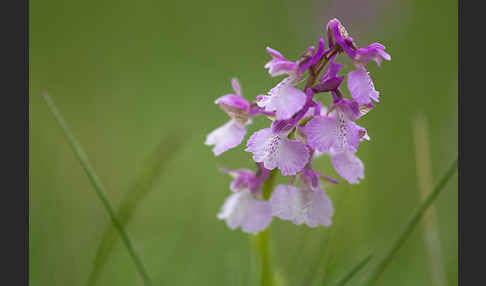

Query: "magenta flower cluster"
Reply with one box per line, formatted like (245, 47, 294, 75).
(205, 19, 391, 234)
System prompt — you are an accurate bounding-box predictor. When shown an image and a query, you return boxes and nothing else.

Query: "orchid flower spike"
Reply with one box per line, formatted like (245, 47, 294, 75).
(206, 18, 390, 233)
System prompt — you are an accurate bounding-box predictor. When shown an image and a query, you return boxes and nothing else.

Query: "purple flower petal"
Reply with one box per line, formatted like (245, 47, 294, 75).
(216, 78, 248, 108)
(327, 18, 356, 58)
(245, 129, 310, 175)
(331, 151, 364, 184)
(257, 79, 307, 120)
(214, 79, 251, 124)
(313, 60, 344, 93)
(354, 43, 391, 67)
(299, 38, 325, 73)
(231, 77, 242, 96)
(264, 47, 299, 77)
(347, 68, 380, 104)
(312, 76, 344, 93)
(330, 98, 361, 121)
(217, 190, 272, 234)
(245, 128, 273, 160)
(296, 46, 316, 72)
(215, 94, 250, 125)
(271, 118, 296, 134)
(215, 94, 250, 110)
(220, 168, 261, 194)
(349, 121, 370, 142)
(266, 46, 284, 59)
(319, 61, 342, 82)
(303, 115, 360, 155)
(269, 185, 333, 227)
(326, 18, 391, 70)
(205, 119, 247, 156)
(296, 102, 324, 124)
(265, 61, 299, 78)
(301, 168, 321, 191)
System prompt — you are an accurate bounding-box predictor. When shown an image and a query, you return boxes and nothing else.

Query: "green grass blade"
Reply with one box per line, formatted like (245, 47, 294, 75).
(333, 253, 373, 286)
(413, 115, 448, 286)
(41, 91, 153, 286)
(86, 134, 182, 286)
(362, 158, 457, 286)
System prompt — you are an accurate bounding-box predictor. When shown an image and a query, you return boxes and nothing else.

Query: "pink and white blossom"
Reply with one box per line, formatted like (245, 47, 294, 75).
(206, 18, 390, 232)
(245, 128, 310, 176)
(256, 79, 307, 120)
(205, 119, 249, 156)
(270, 184, 333, 227)
(217, 190, 272, 234)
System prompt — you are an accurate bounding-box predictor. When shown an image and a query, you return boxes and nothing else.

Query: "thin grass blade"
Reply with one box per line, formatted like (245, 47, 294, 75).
(41, 91, 153, 286)
(333, 253, 373, 286)
(413, 114, 448, 286)
(361, 158, 457, 286)
(86, 133, 182, 286)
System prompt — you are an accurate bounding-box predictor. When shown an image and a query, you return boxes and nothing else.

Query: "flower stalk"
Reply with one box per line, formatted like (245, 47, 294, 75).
(254, 170, 278, 286)
(254, 228, 275, 286)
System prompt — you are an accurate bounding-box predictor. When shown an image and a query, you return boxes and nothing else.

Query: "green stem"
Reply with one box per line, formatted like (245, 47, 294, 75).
(41, 91, 153, 286)
(262, 170, 277, 200)
(255, 228, 274, 286)
(253, 170, 278, 286)
(362, 158, 457, 286)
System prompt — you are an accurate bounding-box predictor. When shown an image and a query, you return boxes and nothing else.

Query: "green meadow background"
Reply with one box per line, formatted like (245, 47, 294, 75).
(29, 0, 457, 285)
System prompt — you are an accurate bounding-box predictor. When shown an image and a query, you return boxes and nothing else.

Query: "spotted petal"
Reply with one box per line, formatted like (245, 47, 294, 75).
(303, 115, 360, 155)
(245, 128, 310, 175)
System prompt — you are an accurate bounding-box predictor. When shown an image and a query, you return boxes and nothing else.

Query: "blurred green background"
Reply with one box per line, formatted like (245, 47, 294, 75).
(30, 0, 457, 285)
